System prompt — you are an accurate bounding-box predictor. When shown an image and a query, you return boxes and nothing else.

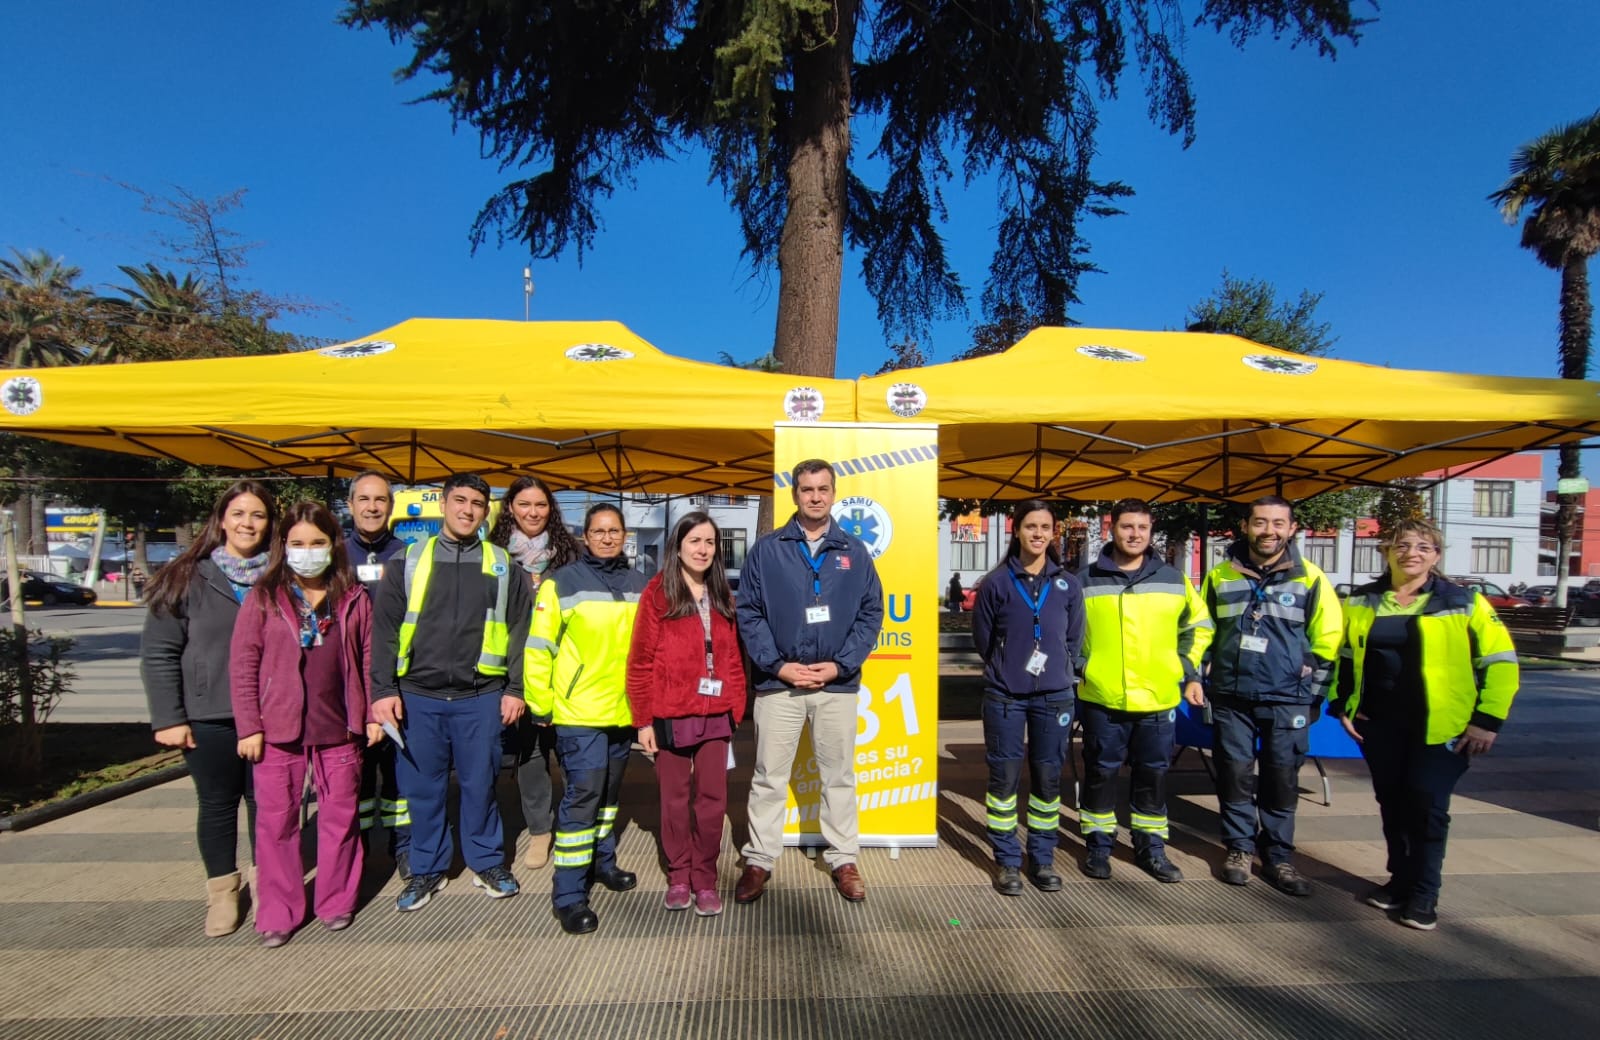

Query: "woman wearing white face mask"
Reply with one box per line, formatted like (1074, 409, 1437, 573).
(230, 501, 380, 947)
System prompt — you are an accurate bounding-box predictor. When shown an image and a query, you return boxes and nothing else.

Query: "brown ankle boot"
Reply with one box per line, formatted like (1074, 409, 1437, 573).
(523, 832, 553, 869)
(205, 871, 242, 937)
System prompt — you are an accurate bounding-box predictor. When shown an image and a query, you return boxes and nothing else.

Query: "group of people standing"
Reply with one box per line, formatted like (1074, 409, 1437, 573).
(140, 467, 1517, 946)
(971, 495, 1520, 931)
(141, 458, 883, 943)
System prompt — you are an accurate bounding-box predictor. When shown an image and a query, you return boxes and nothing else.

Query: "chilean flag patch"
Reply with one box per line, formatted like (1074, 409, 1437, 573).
(837, 557, 851, 570)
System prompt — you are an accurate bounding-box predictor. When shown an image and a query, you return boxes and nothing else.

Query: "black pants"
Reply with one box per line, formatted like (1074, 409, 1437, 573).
(1079, 701, 1175, 855)
(1356, 715, 1469, 903)
(1213, 697, 1312, 864)
(184, 718, 256, 878)
(505, 716, 561, 836)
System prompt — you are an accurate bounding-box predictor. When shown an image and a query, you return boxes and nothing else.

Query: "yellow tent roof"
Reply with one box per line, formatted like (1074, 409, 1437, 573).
(6, 320, 1596, 500)
(856, 327, 1600, 501)
(0, 319, 853, 493)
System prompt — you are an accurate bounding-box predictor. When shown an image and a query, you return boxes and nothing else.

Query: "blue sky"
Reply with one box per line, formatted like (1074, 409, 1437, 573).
(4, 4, 1599, 415)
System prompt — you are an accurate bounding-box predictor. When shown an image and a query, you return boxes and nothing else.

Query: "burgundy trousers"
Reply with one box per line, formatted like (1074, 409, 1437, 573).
(253, 740, 363, 933)
(655, 738, 730, 891)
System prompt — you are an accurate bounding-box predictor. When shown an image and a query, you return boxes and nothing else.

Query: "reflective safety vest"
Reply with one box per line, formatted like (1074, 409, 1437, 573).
(395, 537, 512, 677)
(1337, 576, 1519, 745)
(1079, 554, 1213, 713)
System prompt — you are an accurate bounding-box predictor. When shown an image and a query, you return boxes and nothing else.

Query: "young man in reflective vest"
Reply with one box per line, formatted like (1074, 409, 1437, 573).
(344, 471, 413, 878)
(1077, 498, 1213, 882)
(371, 473, 533, 912)
(1197, 495, 1343, 896)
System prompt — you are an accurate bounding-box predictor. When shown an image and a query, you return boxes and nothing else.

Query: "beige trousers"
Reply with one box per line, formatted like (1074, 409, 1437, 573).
(741, 689, 859, 870)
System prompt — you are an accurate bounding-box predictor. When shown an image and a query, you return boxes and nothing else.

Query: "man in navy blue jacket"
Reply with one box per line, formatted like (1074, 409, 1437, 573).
(734, 459, 884, 905)
(343, 472, 413, 877)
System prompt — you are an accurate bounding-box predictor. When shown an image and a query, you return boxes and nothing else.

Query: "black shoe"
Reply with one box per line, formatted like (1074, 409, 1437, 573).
(1399, 897, 1438, 931)
(993, 866, 1024, 897)
(1080, 850, 1111, 880)
(594, 866, 637, 892)
(1137, 855, 1184, 883)
(553, 902, 599, 935)
(1364, 880, 1408, 911)
(1261, 861, 1312, 897)
(1027, 864, 1064, 892)
(1221, 849, 1252, 886)
(394, 850, 412, 883)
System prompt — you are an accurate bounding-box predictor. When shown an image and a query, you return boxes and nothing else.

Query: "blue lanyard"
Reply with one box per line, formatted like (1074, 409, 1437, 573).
(1010, 572, 1050, 643)
(796, 541, 827, 601)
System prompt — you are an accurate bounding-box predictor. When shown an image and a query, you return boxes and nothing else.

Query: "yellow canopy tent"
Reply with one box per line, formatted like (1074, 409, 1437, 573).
(0, 319, 854, 493)
(856, 327, 1600, 501)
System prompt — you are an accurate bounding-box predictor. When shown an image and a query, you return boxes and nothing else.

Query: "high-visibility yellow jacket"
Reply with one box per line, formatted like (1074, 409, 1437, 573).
(1201, 542, 1343, 704)
(524, 554, 647, 728)
(1078, 548, 1213, 713)
(1335, 575, 1519, 745)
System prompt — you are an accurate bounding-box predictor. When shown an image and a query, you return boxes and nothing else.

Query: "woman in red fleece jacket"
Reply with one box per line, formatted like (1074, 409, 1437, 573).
(627, 511, 748, 917)
(230, 502, 379, 948)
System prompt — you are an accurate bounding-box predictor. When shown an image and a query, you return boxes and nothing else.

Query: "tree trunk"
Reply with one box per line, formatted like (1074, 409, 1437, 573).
(770, 0, 857, 380)
(11, 492, 35, 559)
(1553, 255, 1593, 609)
(28, 493, 46, 555)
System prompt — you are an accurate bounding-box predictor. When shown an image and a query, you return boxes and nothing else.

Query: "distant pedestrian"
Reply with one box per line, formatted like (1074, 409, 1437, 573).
(947, 573, 965, 612)
(488, 475, 583, 871)
(231, 502, 378, 948)
(1334, 519, 1519, 931)
(140, 479, 276, 937)
(343, 471, 413, 879)
(972, 500, 1084, 896)
(628, 512, 748, 917)
(526, 503, 648, 935)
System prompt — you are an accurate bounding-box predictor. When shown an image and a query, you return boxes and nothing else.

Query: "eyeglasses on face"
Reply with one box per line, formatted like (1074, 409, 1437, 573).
(1390, 542, 1438, 555)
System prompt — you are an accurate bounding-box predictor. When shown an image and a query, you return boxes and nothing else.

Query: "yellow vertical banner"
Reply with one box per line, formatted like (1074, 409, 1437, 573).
(772, 422, 940, 848)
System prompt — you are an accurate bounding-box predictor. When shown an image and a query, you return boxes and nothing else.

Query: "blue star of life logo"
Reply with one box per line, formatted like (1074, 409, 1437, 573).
(831, 496, 893, 559)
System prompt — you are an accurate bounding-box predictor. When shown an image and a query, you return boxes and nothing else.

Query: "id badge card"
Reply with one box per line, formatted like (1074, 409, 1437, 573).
(806, 605, 832, 625)
(357, 562, 385, 583)
(1240, 634, 1269, 653)
(697, 677, 724, 697)
(1025, 648, 1049, 675)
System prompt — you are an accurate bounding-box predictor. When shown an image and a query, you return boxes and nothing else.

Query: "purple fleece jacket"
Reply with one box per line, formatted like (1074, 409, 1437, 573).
(230, 585, 374, 744)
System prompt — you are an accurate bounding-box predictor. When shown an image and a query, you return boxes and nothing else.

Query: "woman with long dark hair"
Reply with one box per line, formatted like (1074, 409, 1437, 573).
(489, 475, 583, 870)
(229, 501, 378, 947)
(627, 511, 748, 916)
(971, 499, 1084, 896)
(141, 479, 276, 936)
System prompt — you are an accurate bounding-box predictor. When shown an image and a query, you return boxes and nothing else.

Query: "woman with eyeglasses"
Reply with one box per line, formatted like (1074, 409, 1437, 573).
(1333, 518, 1520, 931)
(524, 503, 648, 935)
(488, 475, 584, 871)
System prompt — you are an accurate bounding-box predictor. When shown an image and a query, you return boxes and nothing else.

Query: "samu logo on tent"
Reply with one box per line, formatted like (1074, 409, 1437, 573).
(832, 496, 893, 558)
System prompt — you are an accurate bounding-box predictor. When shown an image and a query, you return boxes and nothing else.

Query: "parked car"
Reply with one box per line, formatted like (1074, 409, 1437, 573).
(0, 569, 98, 608)
(1448, 577, 1529, 610)
(1521, 584, 1558, 607)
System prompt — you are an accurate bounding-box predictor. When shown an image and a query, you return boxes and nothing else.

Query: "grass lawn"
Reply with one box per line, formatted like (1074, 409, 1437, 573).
(0, 724, 180, 817)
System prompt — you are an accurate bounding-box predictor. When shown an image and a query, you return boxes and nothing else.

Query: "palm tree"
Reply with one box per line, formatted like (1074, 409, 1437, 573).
(1491, 110, 1600, 607)
(0, 249, 92, 367)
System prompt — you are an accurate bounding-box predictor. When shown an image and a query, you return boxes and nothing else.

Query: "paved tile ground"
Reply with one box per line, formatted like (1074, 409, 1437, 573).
(1, 673, 1595, 1040)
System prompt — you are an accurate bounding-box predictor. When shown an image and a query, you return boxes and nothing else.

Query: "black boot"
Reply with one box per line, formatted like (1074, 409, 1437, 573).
(553, 902, 599, 935)
(993, 866, 1024, 897)
(594, 865, 638, 892)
